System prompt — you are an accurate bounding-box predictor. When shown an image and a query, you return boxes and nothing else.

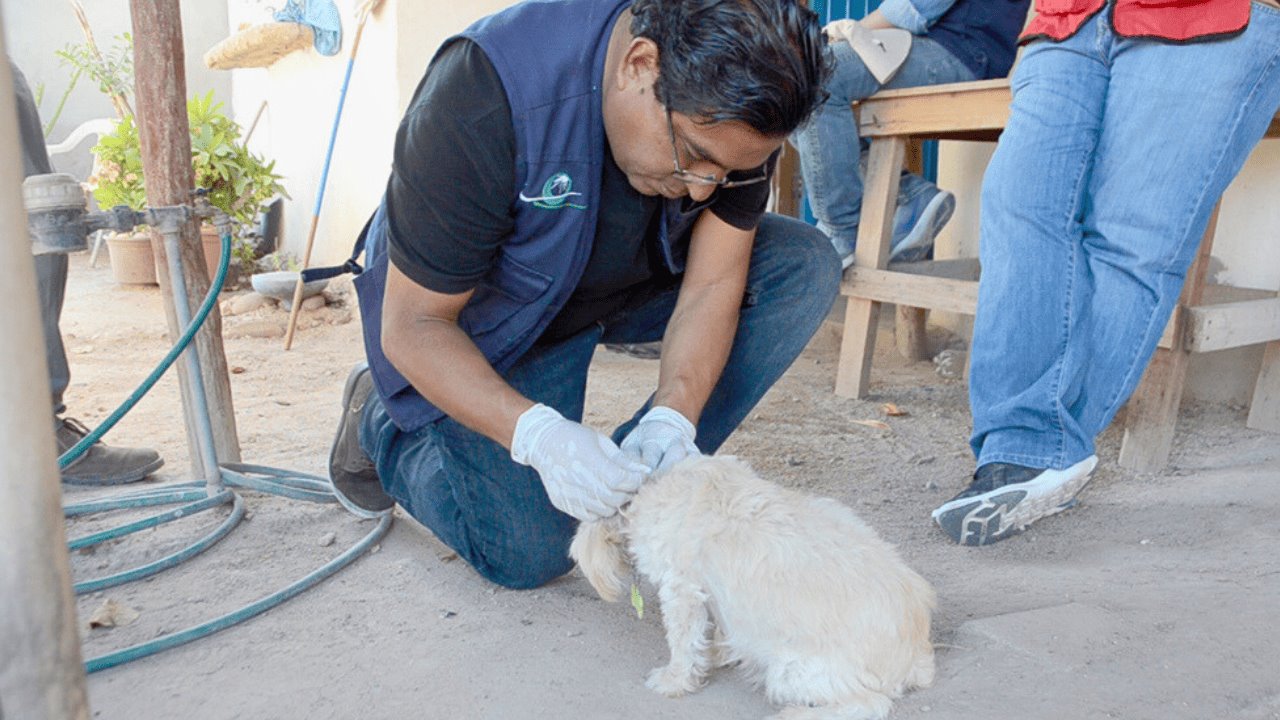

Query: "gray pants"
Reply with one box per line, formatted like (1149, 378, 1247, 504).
(12, 58, 69, 414)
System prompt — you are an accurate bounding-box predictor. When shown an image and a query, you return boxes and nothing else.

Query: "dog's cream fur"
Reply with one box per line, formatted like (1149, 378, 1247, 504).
(570, 455, 935, 720)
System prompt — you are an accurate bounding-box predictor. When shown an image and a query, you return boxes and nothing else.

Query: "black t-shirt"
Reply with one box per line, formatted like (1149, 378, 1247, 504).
(385, 39, 772, 342)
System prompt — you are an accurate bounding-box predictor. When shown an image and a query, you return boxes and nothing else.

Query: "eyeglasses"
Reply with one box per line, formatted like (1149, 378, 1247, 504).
(666, 108, 769, 189)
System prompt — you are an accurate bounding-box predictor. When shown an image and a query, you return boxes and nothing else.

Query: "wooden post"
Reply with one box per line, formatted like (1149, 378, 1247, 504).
(0, 54, 90, 720)
(1119, 203, 1220, 471)
(131, 0, 241, 471)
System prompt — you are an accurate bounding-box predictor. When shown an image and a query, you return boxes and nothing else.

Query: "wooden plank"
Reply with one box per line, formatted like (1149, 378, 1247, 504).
(773, 140, 803, 218)
(857, 80, 1011, 139)
(886, 257, 980, 280)
(132, 0, 241, 470)
(841, 267, 978, 314)
(1247, 339, 1280, 432)
(1156, 305, 1181, 350)
(835, 138, 905, 398)
(852, 139, 905, 268)
(895, 306, 929, 361)
(1119, 203, 1220, 471)
(836, 297, 879, 398)
(1185, 298, 1280, 353)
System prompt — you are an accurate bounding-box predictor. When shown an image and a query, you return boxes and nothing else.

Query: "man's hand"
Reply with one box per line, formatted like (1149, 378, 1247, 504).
(621, 406, 701, 473)
(510, 404, 649, 522)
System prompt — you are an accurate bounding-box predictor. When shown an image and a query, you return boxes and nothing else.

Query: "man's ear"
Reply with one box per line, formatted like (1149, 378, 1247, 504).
(615, 36, 660, 92)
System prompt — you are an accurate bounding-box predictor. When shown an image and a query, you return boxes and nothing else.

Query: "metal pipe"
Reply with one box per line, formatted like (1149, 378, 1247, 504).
(154, 214, 223, 492)
(0, 39, 91, 720)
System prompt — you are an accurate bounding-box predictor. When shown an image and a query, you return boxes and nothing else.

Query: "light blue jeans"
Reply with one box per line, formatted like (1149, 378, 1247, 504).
(970, 4, 1280, 470)
(359, 215, 840, 588)
(792, 35, 975, 259)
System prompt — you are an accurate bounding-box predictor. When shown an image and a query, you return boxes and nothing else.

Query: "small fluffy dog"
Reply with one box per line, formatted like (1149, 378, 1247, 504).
(570, 455, 935, 720)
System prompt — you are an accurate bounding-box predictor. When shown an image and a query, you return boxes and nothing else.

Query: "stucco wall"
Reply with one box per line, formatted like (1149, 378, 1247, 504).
(1, 0, 230, 180)
(226, 0, 515, 268)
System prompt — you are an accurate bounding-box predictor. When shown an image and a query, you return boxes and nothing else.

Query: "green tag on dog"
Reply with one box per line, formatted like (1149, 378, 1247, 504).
(630, 583, 644, 619)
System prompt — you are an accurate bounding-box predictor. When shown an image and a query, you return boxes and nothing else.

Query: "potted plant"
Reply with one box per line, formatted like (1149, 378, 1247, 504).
(92, 91, 286, 286)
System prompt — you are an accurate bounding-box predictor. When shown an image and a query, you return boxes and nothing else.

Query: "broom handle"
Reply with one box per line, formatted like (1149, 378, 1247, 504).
(284, 0, 381, 350)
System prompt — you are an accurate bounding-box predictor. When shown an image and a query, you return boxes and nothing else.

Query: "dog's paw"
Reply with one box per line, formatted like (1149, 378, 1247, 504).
(645, 665, 703, 697)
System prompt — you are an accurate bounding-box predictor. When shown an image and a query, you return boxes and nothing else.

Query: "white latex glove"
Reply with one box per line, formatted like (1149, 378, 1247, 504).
(510, 404, 648, 522)
(620, 406, 701, 473)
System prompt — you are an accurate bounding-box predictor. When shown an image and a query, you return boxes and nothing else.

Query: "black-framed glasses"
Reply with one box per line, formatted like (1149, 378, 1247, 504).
(665, 108, 769, 189)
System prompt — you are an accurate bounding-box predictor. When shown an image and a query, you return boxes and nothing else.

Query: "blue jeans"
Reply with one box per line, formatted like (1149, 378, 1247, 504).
(359, 214, 840, 588)
(969, 4, 1280, 470)
(792, 36, 975, 259)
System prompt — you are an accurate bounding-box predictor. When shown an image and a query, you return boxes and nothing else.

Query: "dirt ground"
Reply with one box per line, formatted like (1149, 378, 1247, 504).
(55, 249, 1280, 720)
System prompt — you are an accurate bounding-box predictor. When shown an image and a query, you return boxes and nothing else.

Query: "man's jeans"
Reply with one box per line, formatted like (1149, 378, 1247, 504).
(359, 214, 840, 588)
(792, 36, 975, 259)
(970, 4, 1280, 471)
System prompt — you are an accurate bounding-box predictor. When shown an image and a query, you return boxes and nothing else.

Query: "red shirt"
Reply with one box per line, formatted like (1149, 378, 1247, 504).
(1023, 0, 1251, 43)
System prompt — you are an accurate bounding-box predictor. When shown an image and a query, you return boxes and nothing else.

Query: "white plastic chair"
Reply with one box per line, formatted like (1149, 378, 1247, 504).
(45, 117, 118, 266)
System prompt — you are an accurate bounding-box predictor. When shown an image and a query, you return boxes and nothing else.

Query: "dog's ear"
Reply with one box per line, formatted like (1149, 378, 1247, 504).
(569, 514, 631, 603)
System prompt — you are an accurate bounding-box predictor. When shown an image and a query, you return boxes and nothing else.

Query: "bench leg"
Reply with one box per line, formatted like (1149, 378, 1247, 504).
(895, 306, 929, 361)
(834, 137, 906, 398)
(1119, 348, 1192, 471)
(1246, 337, 1280, 433)
(837, 297, 881, 398)
(1118, 204, 1219, 471)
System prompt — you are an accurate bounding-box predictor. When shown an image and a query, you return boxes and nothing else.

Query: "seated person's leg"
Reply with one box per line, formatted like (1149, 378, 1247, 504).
(791, 38, 971, 267)
(608, 214, 840, 449)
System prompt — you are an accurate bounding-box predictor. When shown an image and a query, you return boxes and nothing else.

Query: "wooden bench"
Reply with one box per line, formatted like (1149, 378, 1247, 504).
(834, 78, 1280, 471)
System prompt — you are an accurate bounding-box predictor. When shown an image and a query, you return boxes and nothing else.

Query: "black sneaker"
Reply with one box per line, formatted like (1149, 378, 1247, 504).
(57, 416, 164, 485)
(931, 455, 1098, 546)
(329, 363, 393, 518)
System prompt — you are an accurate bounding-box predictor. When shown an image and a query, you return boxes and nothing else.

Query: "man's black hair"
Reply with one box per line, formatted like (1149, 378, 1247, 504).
(629, 0, 830, 136)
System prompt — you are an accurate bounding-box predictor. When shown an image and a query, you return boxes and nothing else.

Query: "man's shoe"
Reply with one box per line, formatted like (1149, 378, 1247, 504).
(57, 416, 163, 485)
(890, 187, 955, 263)
(329, 363, 394, 518)
(931, 455, 1098, 546)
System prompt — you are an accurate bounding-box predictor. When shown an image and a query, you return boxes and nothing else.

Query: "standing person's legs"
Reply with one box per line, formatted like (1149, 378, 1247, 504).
(1068, 4, 1280, 446)
(35, 254, 70, 415)
(943, 7, 1280, 545)
(360, 328, 601, 589)
(934, 24, 1110, 545)
(967, 28, 1110, 471)
(607, 214, 840, 450)
(791, 38, 973, 265)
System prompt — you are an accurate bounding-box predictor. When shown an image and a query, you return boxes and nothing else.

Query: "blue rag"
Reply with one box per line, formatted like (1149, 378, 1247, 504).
(274, 0, 343, 56)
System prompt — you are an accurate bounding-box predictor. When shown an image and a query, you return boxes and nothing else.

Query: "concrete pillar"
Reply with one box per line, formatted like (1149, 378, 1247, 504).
(0, 25, 92, 720)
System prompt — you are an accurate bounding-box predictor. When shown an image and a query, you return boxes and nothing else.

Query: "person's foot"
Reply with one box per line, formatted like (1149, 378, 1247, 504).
(56, 416, 163, 485)
(825, 185, 955, 270)
(329, 363, 394, 518)
(931, 455, 1098, 546)
(890, 186, 955, 263)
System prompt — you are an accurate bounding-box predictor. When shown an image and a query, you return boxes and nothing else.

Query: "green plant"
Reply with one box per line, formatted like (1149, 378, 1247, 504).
(91, 92, 286, 230)
(255, 251, 303, 273)
(56, 33, 134, 121)
(188, 91, 286, 227)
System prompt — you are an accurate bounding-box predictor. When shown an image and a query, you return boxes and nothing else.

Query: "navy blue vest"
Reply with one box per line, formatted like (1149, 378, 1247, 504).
(354, 0, 706, 432)
(928, 0, 1032, 80)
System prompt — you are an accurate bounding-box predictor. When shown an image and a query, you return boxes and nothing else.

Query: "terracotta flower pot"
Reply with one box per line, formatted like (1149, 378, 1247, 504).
(200, 224, 230, 285)
(104, 231, 158, 285)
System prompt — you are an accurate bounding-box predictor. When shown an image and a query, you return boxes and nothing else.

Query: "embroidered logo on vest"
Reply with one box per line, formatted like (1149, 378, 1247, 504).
(518, 171, 587, 210)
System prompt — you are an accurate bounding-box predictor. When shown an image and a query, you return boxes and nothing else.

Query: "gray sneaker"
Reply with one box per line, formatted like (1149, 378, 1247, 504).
(329, 363, 393, 518)
(891, 187, 955, 263)
(57, 416, 164, 485)
(931, 455, 1098, 546)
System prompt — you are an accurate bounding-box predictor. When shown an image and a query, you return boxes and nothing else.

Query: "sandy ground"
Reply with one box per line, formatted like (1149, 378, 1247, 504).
(53, 250, 1280, 720)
